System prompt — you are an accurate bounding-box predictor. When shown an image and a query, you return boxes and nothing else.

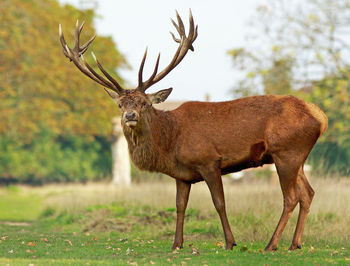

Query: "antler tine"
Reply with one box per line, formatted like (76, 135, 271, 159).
(188, 10, 195, 39)
(80, 35, 96, 55)
(193, 25, 198, 41)
(170, 12, 198, 49)
(175, 10, 186, 36)
(138, 49, 161, 90)
(91, 52, 125, 92)
(171, 19, 181, 37)
(136, 10, 198, 92)
(170, 9, 197, 56)
(175, 9, 197, 50)
(74, 20, 80, 50)
(59, 24, 70, 59)
(149, 53, 161, 82)
(79, 20, 85, 34)
(59, 21, 124, 94)
(141, 53, 161, 89)
(170, 31, 180, 43)
(77, 20, 97, 55)
(138, 48, 148, 88)
(80, 54, 116, 90)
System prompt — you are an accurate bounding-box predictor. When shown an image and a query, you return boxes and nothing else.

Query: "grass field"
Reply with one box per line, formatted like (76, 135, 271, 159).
(0, 177, 349, 265)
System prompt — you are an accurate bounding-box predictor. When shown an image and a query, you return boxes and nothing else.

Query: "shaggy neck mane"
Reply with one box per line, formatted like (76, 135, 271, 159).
(123, 107, 177, 173)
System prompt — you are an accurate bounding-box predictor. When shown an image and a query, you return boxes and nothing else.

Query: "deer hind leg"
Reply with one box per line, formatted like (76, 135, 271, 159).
(289, 167, 314, 250)
(199, 164, 236, 250)
(172, 179, 191, 250)
(265, 159, 300, 251)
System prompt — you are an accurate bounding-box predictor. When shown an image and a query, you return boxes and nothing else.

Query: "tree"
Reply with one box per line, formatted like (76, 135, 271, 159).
(228, 0, 350, 175)
(0, 0, 128, 183)
(299, 72, 350, 175)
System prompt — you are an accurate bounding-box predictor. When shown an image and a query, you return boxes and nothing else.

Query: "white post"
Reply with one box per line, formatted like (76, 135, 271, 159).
(111, 117, 131, 186)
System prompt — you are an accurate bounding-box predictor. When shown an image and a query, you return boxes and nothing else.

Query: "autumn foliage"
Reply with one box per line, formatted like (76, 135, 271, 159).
(0, 0, 127, 183)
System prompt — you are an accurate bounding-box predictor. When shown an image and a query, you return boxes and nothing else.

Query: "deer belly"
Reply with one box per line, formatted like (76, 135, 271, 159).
(220, 141, 272, 174)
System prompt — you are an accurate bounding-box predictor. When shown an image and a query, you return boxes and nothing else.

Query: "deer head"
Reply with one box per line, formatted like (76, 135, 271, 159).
(59, 10, 198, 128)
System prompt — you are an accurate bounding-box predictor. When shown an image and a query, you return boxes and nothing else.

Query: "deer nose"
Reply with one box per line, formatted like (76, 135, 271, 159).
(125, 112, 136, 120)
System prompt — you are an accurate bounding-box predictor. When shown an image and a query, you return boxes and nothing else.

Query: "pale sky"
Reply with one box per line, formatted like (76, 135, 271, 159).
(58, 0, 265, 102)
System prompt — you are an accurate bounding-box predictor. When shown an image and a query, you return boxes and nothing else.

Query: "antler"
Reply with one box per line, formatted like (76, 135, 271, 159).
(59, 20, 125, 94)
(136, 9, 198, 92)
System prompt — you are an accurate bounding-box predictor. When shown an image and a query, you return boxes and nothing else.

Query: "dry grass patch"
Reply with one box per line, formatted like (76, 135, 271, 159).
(30, 177, 350, 244)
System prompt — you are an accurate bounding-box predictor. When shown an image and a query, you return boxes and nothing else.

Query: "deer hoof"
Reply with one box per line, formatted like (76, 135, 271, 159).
(171, 243, 183, 250)
(265, 245, 278, 251)
(289, 244, 302, 250)
(225, 242, 237, 250)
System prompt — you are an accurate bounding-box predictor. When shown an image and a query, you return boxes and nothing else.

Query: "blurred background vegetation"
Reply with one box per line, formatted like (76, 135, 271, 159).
(0, 0, 127, 184)
(228, 0, 350, 176)
(0, 0, 349, 184)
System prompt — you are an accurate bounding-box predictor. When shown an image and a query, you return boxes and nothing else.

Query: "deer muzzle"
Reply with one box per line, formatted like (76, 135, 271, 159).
(123, 111, 139, 127)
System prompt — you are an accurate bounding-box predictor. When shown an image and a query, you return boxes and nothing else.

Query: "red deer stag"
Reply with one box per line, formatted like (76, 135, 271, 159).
(59, 11, 328, 251)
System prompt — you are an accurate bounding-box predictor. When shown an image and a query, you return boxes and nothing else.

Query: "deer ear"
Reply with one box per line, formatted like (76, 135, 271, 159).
(104, 88, 119, 99)
(148, 88, 173, 104)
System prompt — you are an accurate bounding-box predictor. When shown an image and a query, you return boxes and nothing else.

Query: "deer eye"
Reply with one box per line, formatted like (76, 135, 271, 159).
(142, 101, 147, 107)
(118, 103, 122, 108)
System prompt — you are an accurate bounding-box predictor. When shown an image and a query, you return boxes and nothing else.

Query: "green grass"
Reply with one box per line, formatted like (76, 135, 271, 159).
(0, 186, 43, 221)
(0, 224, 349, 265)
(0, 181, 349, 265)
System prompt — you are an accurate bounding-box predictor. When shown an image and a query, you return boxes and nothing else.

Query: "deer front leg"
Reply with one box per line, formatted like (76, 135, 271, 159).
(200, 166, 236, 250)
(172, 179, 191, 250)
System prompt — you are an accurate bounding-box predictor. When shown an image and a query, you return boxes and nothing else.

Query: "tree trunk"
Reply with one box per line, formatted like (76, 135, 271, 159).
(111, 117, 131, 186)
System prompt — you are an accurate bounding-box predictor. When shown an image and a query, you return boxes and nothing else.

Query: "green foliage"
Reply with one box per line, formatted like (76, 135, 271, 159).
(86, 203, 128, 217)
(298, 71, 350, 175)
(0, 0, 127, 182)
(0, 131, 112, 183)
(228, 49, 294, 97)
(262, 58, 293, 95)
(55, 211, 76, 225)
(40, 207, 56, 218)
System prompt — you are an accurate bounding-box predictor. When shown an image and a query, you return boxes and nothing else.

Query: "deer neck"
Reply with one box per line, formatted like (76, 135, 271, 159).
(122, 107, 176, 172)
